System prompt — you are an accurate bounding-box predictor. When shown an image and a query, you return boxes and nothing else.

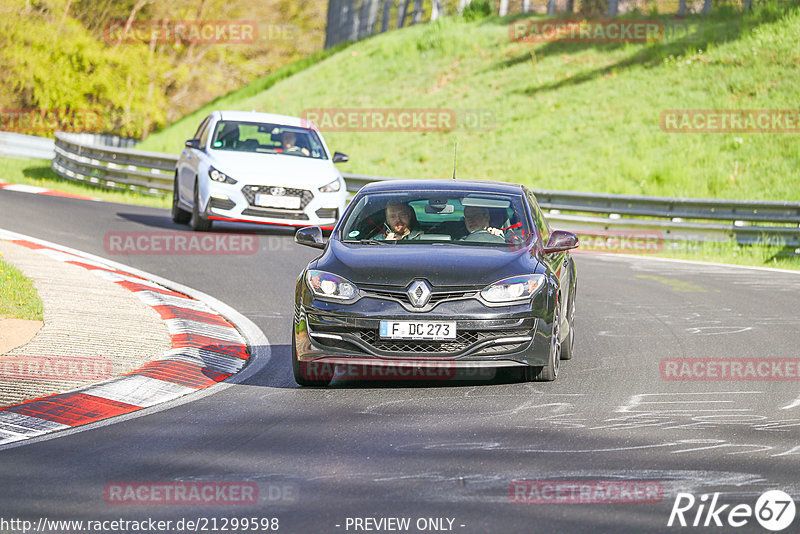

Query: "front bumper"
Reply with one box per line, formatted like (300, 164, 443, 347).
(204, 181, 346, 229)
(294, 283, 555, 368)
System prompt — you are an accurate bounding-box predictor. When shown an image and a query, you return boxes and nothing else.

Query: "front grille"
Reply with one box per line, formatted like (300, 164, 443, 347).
(360, 285, 479, 308)
(309, 323, 528, 355)
(242, 208, 309, 221)
(209, 197, 236, 210)
(315, 207, 339, 219)
(242, 185, 313, 209)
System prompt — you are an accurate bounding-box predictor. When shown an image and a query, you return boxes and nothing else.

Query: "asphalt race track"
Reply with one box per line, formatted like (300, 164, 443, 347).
(1, 190, 798, 533)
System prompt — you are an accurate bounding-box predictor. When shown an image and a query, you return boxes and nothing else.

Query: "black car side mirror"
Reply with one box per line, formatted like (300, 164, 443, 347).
(332, 152, 349, 163)
(185, 139, 202, 150)
(295, 227, 326, 249)
(543, 230, 579, 254)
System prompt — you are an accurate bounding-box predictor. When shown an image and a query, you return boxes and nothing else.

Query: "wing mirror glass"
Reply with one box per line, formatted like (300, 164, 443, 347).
(543, 230, 579, 254)
(295, 227, 326, 249)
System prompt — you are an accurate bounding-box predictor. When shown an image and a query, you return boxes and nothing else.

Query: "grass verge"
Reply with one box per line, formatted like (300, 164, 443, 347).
(0, 256, 44, 321)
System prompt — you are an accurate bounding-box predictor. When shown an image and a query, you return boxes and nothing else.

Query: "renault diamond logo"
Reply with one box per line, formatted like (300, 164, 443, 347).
(270, 187, 286, 196)
(407, 280, 431, 308)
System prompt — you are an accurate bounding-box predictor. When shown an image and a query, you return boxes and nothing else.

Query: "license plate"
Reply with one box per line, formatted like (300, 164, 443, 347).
(379, 321, 456, 340)
(254, 193, 301, 209)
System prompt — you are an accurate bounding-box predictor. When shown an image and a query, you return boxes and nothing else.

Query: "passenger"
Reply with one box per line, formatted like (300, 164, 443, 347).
(461, 206, 504, 242)
(377, 201, 424, 240)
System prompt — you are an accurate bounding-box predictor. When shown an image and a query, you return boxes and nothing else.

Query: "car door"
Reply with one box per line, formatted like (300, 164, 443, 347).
(525, 189, 571, 321)
(179, 115, 211, 204)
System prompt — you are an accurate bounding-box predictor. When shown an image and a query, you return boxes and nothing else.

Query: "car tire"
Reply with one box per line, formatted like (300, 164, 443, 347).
(529, 300, 561, 382)
(190, 180, 213, 232)
(560, 292, 575, 361)
(171, 175, 191, 224)
(292, 331, 332, 387)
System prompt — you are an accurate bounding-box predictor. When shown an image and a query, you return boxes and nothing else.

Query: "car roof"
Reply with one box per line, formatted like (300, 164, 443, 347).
(214, 110, 312, 129)
(358, 179, 526, 195)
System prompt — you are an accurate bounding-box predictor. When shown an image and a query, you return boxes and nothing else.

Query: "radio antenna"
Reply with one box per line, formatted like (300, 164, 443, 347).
(452, 141, 457, 180)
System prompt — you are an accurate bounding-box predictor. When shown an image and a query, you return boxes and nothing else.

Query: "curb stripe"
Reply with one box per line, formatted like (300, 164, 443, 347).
(165, 319, 244, 343)
(135, 292, 214, 312)
(169, 334, 249, 359)
(7, 393, 141, 426)
(127, 361, 231, 389)
(151, 306, 232, 327)
(116, 280, 191, 298)
(156, 348, 247, 375)
(82, 376, 196, 408)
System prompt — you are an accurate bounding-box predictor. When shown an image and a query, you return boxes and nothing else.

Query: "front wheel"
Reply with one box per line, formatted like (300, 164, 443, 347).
(527, 301, 561, 382)
(292, 332, 332, 387)
(190, 180, 212, 232)
(171, 175, 191, 224)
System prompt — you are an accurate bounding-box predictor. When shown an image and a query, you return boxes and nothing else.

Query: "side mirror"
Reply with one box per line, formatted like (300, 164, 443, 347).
(185, 139, 202, 150)
(295, 226, 326, 249)
(332, 152, 349, 163)
(543, 230, 579, 254)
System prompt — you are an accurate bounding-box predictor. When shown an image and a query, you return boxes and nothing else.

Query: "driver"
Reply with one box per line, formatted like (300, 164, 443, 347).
(377, 201, 424, 240)
(462, 206, 504, 242)
(281, 131, 310, 156)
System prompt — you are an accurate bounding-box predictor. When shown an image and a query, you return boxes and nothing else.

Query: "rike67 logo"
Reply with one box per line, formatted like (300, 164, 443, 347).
(668, 490, 796, 531)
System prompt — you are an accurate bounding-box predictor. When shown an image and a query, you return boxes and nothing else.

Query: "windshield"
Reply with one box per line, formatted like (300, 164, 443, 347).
(339, 190, 532, 247)
(210, 121, 328, 159)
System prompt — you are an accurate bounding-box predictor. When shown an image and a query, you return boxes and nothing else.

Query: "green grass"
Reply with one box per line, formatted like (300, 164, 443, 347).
(0, 257, 44, 321)
(653, 239, 800, 270)
(0, 157, 170, 209)
(139, 2, 800, 202)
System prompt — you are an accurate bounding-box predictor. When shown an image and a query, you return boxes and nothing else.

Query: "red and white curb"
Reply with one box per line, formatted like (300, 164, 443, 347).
(0, 180, 100, 201)
(0, 230, 269, 447)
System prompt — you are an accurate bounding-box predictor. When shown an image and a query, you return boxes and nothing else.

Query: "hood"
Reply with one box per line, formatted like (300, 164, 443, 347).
(315, 239, 541, 287)
(208, 151, 339, 188)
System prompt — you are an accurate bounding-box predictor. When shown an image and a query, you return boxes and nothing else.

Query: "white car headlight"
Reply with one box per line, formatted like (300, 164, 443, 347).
(318, 178, 342, 193)
(481, 274, 545, 303)
(208, 166, 237, 184)
(306, 270, 358, 300)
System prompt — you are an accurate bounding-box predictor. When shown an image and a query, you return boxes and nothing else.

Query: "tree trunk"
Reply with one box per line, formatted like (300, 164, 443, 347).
(411, 0, 423, 25)
(397, 0, 408, 27)
(380, 0, 390, 32)
(431, 0, 441, 21)
(499, 0, 509, 16)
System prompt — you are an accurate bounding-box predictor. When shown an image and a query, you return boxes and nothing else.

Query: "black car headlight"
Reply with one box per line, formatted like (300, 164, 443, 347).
(306, 270, 358, 300)
(481, 274, 545, 303)
(318, 177, 342, 193)
(208, 166, 237, 184)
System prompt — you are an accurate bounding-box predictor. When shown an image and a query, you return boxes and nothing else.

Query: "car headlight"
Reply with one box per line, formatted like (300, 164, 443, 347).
(318, 177, 341, 193)
(208, 166, 237, 184)
(306, 270, 358, 300)
(481, 274, 545, 303)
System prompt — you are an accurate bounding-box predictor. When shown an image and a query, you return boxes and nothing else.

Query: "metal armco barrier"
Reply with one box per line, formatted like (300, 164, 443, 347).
(48, 132, 800, 245)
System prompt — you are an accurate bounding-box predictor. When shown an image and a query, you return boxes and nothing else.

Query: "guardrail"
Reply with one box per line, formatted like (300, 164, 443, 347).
(48, 132, 800, 246)
(0, 132, 55, 160)
(52, 132, 176, 196)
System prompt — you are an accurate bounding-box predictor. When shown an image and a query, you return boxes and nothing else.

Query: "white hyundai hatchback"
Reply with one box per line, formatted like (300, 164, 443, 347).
(173, 110, 349, 231)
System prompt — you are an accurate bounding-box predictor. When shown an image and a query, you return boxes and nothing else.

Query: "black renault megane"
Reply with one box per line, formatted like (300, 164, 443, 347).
(292, 179, 578, 386)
